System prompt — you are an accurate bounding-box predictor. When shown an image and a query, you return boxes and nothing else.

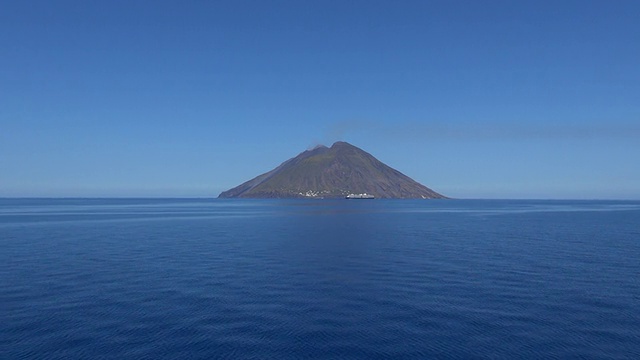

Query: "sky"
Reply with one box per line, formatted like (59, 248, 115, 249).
(1, 0, 639, 199)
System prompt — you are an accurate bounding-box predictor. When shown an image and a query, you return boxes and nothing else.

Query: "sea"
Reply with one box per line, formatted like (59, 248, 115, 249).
(1, 198, 639, 359)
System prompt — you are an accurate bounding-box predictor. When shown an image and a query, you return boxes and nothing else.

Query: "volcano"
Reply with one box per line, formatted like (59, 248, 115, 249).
(218, 141, 446, 199)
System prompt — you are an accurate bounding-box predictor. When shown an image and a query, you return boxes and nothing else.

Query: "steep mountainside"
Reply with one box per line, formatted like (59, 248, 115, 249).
(218, 141, 446, 199)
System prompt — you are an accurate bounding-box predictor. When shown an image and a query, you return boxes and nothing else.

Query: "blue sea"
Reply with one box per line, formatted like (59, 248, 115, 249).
(2, 199, 639, 359)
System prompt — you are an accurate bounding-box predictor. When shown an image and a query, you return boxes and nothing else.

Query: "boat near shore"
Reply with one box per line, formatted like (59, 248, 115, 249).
(345, 193, 375, 199)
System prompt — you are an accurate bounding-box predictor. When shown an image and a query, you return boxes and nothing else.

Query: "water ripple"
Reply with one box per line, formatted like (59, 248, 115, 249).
(2, 199, 639, 358)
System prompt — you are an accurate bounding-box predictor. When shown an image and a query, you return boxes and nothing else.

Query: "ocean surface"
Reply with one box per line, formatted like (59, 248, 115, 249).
(2, 198, 639, 359)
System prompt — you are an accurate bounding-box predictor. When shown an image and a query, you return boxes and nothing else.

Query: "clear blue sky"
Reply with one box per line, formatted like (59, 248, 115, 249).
(1, 0, 639, 199)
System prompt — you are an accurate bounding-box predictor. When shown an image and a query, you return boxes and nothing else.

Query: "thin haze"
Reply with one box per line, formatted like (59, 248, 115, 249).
(1, 1, 639, 199)
(326, 120, 640, 142)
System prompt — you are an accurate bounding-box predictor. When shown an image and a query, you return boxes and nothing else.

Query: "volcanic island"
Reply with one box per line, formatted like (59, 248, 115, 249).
(218, 141, 446, 199)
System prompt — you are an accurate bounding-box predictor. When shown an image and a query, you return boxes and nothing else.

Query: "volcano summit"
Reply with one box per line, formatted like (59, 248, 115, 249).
(218, 141, 446, 199)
